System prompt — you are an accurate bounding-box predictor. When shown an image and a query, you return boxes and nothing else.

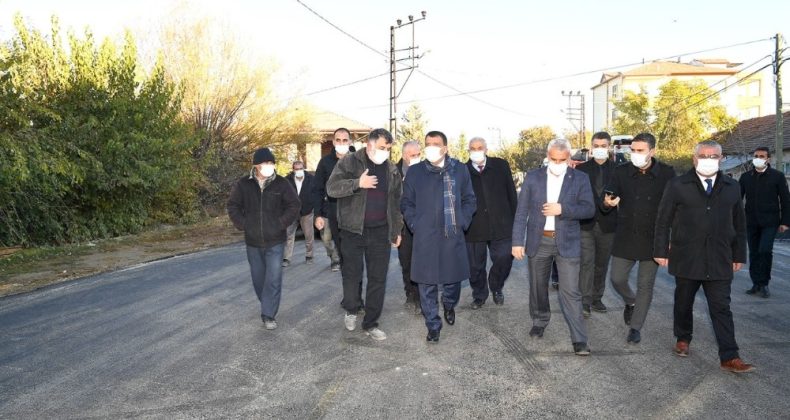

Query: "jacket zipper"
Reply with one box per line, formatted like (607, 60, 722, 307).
(259, 182, 265, 245)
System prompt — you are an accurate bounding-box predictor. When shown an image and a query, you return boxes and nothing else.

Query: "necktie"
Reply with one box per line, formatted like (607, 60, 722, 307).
(478, 165, 484, 173)
(705, 179, 713, 196)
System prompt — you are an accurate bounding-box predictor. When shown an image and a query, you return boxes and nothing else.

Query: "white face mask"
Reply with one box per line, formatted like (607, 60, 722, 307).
(592, 148, 609, 160)
(630, 153, 649, 168)
(408, 157, 422, 166)
(295, 169, 305, 178)
(548, 161, 568, 176)
(753, 158, 767, 169)
(425, 146, 444, 163)
(370, 149, 390, 165)
(469, 151, 486, 164)
(258, 164, 275, 177)
(696, 158, 719, 177)
(335, 144, 350, 155)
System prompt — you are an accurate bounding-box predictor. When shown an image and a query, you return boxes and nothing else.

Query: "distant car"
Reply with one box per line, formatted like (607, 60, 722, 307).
(611, 135, 633, 164)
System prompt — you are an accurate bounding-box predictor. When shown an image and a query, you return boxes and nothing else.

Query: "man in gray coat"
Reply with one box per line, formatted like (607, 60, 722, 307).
(401, 131, 477, 344)
(512, 139, 595, 355)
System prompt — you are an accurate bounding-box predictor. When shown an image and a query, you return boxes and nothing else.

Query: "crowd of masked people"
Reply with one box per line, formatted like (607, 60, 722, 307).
(227, 126, 790, 374)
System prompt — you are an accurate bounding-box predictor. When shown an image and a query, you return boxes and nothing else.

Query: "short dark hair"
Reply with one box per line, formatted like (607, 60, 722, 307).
(292, 160, 304, 169)
(425, 130, 448, 145)
(591, 131, 611, 142)
(632, 132, 656, 149)
(334, 127, 351, 138)
(368, 128, 393, 144)
(754, 146, 770, 157)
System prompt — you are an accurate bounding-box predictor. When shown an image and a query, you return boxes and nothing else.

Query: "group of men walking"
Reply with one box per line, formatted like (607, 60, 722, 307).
(228, 126, 789, 374)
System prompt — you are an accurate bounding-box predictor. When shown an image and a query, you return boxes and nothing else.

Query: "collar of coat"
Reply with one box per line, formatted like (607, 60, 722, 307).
(679, 168, 736, 193)
(626, 157, 662, 178)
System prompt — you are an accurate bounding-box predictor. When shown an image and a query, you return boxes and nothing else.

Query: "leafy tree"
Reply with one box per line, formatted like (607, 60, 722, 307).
(449, 132, 469, 163)
(498, 125, 557, 173)
(391, 103, 427, 163)
(611, 88, 652, 136)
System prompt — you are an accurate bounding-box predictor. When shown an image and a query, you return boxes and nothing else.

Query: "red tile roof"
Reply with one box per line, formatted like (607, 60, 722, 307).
(716, 111, 790, 155)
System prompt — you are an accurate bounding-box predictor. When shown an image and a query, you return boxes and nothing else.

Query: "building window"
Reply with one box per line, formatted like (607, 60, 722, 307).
(740, 106, 761, 119)
(740, 80, 760, 97)
(611, 84, 619, 99)
(783, 162, 790, 175)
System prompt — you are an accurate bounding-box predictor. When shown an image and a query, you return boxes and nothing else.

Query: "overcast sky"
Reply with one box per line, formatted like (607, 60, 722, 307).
(2, 0, 789, 147)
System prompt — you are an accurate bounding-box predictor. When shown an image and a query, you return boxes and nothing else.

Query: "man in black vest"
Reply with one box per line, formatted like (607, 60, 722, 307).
(739, 146, 790, 299)
(465, 136, 518, 308)
(576, 132, 617, 317)
(284, 160, 315, 267)
(396, 140, 422, 314)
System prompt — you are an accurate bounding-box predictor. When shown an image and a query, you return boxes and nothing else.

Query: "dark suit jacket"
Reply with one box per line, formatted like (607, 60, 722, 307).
(739, 165, 790, 227)
(511, 167, 595, 258)
(576, 158, 617, 233)
(285, 173, 314, 216)
(465, 157, 518, 242)
(654, 170, 746, 281)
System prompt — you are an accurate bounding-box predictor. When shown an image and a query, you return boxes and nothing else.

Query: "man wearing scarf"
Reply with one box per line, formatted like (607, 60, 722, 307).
(401, 131, 477, 343)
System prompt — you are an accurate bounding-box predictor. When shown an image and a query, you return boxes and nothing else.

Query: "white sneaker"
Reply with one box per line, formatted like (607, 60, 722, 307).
(344, 313, 357, 331)
(365, 327, 387, 341)
(263, 319, 277, 330)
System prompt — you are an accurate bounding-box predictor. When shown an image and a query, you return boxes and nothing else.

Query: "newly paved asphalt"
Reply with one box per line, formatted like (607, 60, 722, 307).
(1, 240, 789, 419)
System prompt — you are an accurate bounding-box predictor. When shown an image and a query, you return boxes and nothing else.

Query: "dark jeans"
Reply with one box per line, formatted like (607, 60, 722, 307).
(418, 282, 461, 332)
(329, 217, 343, 265)
(397, 226, 419, 302)
(466, 237, 514, 302)
(747, 225, 777, 286)
(579, 225, 614, 304)
(674, 277, 739, 362)
(246, 243, 285, 319)
(340, 225, 391, 330)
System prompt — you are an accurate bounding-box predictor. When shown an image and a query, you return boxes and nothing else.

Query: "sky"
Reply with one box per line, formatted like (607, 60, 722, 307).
(2, 0, 789, 148)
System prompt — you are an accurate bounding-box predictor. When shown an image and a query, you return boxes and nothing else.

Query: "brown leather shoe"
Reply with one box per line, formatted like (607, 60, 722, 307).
(720, 358, 755, 373)
(673, 340, 689, 357)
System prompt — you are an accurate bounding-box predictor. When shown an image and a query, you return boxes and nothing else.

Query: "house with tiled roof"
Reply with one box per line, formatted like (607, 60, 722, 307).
(300, 110, 372, 170)
(713, 111, 790, 178)
(591, 59, 773, 133)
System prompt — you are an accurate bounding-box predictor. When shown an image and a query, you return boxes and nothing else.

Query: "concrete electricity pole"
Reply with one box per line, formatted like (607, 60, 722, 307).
(775, 33, 785, 169)
(389, 11, 427, 136)
(561, 90, 585, 148)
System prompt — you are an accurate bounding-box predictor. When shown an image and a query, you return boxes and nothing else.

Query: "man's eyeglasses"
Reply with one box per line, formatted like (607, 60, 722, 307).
(696, 154, 721, 159)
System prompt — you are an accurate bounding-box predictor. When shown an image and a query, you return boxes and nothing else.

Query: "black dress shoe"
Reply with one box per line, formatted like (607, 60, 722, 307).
(426, 329, 440, 343)
(470, 299, 485, 310)
(624, 304, 635, 326)
(444, 308, 455, 325)
(591, 300, 607, 312)
(573, 342, 591, 356)
(746, 285, 761, 295)
(760, 286, 770, 298)
(529, 326, 545, 338)
(492, 291, 504, 305)
(627, 328, 641, 344)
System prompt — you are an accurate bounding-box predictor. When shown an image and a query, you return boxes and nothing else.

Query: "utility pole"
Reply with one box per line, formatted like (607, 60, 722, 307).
(561, 90, 585, 148)
(775, 33, 784, 170)
(389, 11, 427, 136)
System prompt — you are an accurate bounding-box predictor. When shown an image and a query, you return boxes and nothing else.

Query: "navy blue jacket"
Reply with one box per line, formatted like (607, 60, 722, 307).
(511, 167, 595, 258)
(401, 158, 477, 285)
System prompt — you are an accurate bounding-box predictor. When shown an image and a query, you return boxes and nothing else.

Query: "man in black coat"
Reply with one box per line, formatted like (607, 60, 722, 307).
(396, 140, 422, 314)
(738, 146, 790, 298)
(465, 136, 518, 308)
(604, 132, 675, 345)
(654, 140, 754, 373)
(283, 160, 315, 267)
(575, 132, 617, 317)
(227, 148, 300, 330)
(312, 128, 353, 272)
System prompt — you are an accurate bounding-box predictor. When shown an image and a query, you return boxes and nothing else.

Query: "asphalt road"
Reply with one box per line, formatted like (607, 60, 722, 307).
(1, 240, 789, 419)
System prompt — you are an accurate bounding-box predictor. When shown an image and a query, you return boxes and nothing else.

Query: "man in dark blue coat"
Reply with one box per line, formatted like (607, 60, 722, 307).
(511, 138, 596, 356)
(401, 131, 477, 343)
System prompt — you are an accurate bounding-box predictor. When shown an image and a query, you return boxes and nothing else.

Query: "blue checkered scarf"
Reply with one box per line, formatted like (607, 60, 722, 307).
(425, 158, 457, 237)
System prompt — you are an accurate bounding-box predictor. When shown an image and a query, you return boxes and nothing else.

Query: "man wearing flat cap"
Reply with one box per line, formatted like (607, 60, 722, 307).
(228, 148, 300, 330)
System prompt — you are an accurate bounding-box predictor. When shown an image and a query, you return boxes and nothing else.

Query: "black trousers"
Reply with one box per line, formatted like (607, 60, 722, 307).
(329, 216, 343, 265)
(674, 277, 739, 362)
(466, 237, 514, 302)
(397, 226, 419, 301)
(746, 224, 777, 287)
(340, 225, 390, 330)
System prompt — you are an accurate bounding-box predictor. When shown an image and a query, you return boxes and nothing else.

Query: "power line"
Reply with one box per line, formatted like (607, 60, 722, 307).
(676, 61, 774, 114)
(303, 72, 389, 96)
(294, 0, 386, 59)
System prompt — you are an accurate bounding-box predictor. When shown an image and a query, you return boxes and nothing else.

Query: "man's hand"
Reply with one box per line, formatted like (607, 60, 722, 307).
(392, 235, 402, 248)
(654, 257, 668, 267)
(315, 217, 325, 230)
(512, 246, 526, 260)
(780, 225, 789, 233)
(542, 203, 562, 216)
(604, 194, 621, 207)
(733, 262, 743, 272)
(359, 169, 378, 189)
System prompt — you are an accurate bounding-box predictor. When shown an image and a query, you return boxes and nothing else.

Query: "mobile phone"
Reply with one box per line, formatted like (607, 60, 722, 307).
(603, 189, 618, 199)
